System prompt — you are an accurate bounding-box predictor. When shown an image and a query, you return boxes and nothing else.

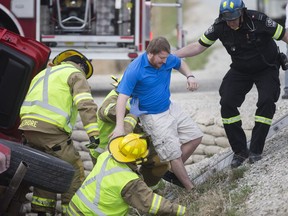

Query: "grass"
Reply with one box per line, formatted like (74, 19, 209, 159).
(128, 166, 251, 216)
(164, 166, 251, 216)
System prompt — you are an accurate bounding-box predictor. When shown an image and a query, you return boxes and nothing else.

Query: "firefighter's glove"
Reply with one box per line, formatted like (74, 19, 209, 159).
(85, 136, 100, 149)
(130, 98, 148, 117)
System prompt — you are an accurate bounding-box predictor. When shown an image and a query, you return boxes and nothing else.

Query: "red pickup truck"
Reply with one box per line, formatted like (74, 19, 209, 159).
(0, 28, 75, 214)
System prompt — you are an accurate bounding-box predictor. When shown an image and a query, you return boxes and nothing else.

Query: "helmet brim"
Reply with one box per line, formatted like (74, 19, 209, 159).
(108, 135, 149, 163)
(52, 49, 93, 79)
(221, 9, 242, 21)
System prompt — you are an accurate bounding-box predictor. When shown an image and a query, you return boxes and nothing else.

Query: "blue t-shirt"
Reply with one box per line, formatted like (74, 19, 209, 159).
(117, 52, 181, 114)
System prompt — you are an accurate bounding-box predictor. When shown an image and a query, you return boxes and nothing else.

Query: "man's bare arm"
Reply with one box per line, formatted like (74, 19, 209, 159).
(110, 93, 130, 139)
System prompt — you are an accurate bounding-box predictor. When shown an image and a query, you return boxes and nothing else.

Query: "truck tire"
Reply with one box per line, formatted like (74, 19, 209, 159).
(0, 138, 75, 193)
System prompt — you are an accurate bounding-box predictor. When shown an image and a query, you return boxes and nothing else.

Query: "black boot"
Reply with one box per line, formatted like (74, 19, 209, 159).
(231, 152, 248, 168)
(162, 171, 184, 188)
(248, 153, 262, 164)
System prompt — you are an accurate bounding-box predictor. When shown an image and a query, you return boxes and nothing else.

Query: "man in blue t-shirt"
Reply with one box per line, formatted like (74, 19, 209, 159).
(111, 36, 203, 192)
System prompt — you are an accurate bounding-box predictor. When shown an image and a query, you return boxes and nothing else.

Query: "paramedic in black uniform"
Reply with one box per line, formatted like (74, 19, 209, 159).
(174, 0, 288, 168)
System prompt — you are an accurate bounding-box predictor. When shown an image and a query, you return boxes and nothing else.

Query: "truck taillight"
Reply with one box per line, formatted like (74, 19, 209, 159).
(145, 40, 150, 49)
(128, 52, 138, 59)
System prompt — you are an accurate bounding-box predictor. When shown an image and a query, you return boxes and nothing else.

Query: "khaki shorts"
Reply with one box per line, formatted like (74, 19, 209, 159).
(139, 102, 203, 161)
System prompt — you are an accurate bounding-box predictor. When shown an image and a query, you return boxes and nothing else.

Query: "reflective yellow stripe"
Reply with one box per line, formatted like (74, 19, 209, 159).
(124, 116, 137, 128)
(200, 34, 215, 46)
(273, 24, 283, 40)
(73, 92, 94, 105)
(104, 103, 116, 116)
(177, 205, 186, 216)
(255, 115, 272, 125)
(222, 115, 241, 124)
(84, 122, 99, 134)
(31, 196, 56, 208)
(67, 201, 83, 216)
(62, 204, 68, 214)
(149, 194, 162, 214)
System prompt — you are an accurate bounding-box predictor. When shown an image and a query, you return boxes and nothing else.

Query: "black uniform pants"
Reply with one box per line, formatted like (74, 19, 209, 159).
(219, 67, 280, 155)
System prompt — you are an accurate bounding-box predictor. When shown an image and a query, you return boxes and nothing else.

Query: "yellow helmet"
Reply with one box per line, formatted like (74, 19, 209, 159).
(108, 133, 149, 164)
(52, 49, 93, 79)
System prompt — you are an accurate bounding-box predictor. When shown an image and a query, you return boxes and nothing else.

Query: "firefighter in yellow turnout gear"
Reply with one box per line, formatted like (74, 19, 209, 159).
(89, 76, 136, 163)
(19, 49, 100, 214)
(88, 76, 169, 187)
(68, 133, 187, 216)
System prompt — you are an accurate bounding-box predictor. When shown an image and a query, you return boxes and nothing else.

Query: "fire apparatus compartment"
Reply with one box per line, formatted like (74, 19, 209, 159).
(0, 28, 50, 132)
(95, 0, 133, 36)
(55, 0, 91, 32)
(50, 0, 134, 36)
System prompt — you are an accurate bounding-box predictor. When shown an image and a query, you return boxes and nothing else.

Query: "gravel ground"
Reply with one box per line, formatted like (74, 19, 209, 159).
(180, 2, 288, 214)
(235, 100, 288, 216)
(169, 44, 288, 215)
(170, 71, 288, 215)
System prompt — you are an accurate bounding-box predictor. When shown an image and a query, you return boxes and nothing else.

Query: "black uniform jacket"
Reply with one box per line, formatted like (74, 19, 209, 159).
(199, 10, 286, 73)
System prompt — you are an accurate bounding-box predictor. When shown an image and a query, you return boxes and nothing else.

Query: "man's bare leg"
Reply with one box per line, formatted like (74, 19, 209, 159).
(170, 157, 194, 191)
(181, 137, 202, 162)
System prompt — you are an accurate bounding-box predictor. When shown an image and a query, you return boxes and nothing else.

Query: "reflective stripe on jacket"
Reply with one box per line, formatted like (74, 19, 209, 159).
(92, 90, 137, 159)
(20, 64, 84, 134)
(68, 151, 139, 216)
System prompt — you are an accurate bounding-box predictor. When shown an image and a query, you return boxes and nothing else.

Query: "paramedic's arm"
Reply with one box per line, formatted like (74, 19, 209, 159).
(173, 41, 207, 58)
(110, 93, 130, 138)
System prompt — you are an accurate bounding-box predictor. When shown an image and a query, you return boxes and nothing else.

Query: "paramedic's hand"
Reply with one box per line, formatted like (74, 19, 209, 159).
(85, 136, 100, 149)
(130, 98, 148, 117)
(186, 75, 199, 91)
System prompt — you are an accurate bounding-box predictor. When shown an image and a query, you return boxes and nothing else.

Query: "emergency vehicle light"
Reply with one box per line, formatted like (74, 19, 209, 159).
(128, 52, 138, 59)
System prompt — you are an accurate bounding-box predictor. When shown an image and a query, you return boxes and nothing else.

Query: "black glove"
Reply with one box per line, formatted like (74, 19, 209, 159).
(279, 52, 288, 70)
(85, 136, 100, 149)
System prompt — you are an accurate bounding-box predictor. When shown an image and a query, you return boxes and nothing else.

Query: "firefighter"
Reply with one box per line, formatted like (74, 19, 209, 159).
(174, 0, 288, 168)
(68, 133, 187, 216)
(89, 75, 170, 188)
(88, 75, 135, 163)
(19, 49, 99, 215)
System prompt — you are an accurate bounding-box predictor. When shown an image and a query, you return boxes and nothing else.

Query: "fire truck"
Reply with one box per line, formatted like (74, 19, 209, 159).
(0, 0, 184, 60)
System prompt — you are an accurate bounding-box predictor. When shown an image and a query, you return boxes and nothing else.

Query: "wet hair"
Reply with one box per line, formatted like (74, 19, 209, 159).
(146, 36, 171, 55)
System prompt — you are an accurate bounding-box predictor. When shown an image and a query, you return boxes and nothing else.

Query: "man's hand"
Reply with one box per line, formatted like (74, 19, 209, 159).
(109, 126, 125, 141)
(130, 98, 148, 117)
(186, 76, 199, 91)
(85, 136, 100, 149)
